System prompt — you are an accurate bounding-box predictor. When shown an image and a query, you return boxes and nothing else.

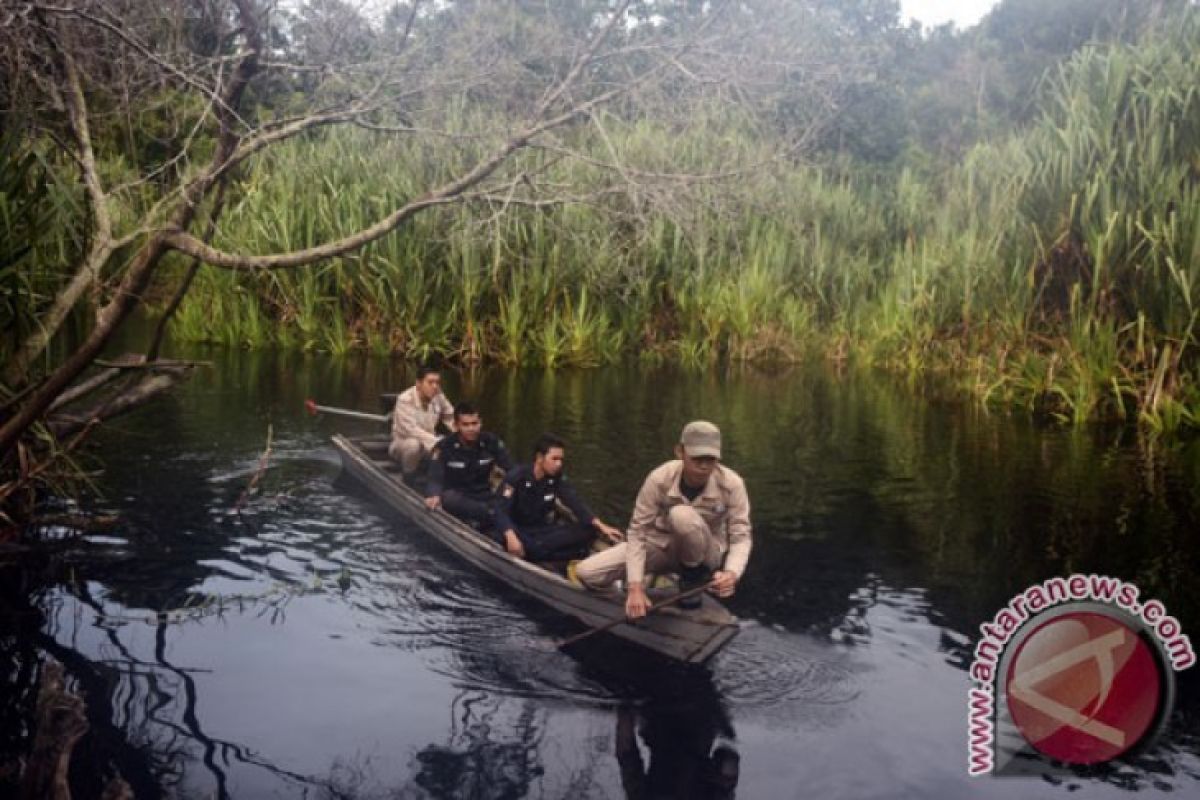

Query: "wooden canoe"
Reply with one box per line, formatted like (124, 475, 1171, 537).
(331, 434, 739, 663)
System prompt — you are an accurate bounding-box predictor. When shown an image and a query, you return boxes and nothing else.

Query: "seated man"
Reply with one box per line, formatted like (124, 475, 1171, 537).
(494, 434, 623, 562)
(575, 421, 751, 614)
(424, 402, 512, 530)
(389, 365, 455, 474)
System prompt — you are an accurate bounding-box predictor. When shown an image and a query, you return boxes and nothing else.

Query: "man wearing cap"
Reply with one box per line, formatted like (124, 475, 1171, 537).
(575, 421, 751, 618)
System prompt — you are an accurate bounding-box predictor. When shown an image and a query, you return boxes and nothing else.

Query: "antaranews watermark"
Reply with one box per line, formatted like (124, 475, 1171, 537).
(967, 574, 1195, 776)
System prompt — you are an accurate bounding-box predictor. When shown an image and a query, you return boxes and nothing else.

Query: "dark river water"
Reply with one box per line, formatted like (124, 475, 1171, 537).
(3, 346, 1199, 799)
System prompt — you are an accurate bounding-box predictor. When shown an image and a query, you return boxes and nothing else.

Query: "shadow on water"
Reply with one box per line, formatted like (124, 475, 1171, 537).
(2, 342, 1199, 798)
(388, 656, 742, 800)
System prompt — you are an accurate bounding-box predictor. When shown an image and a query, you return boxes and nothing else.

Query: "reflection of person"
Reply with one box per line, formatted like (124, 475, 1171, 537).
(576, 420, 752, 617)
(423, 402, 512, 530)
(616, 703, 740, 800)
(389, 366, 455, 474)
(493, 433, 623, 561)
(410, 693, 544, 800)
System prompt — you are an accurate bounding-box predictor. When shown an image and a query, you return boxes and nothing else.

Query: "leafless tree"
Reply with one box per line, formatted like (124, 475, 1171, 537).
(0, 0, 860, 515)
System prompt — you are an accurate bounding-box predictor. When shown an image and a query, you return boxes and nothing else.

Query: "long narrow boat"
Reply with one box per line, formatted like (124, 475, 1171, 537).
(332, 434, 739, 663)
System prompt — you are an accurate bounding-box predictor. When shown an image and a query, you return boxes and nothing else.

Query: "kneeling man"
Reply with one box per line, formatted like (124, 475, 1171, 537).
(575, 421, 751, 617)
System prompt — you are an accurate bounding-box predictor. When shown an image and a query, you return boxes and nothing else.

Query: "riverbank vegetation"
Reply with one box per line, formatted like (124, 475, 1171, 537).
(2, 1, 1199, 517)
(4, 0, 860, 523)
(168, 5, 1200, 431)
(184, 3, 1196, 435)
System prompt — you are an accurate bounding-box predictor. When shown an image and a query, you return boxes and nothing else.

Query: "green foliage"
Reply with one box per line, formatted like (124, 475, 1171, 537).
(0, 124, 84, 370)
(157, 6, 1200, 432)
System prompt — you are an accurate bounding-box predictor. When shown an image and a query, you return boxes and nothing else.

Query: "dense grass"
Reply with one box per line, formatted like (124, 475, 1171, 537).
(170, 123, 864, 365)
(94, 17, 1200, 432)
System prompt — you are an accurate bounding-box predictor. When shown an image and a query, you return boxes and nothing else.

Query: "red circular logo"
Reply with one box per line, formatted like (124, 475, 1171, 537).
(1005, 611, 1163, 765)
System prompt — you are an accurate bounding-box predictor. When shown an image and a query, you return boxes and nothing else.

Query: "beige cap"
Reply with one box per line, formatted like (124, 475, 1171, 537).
(680, 420, 721, 459)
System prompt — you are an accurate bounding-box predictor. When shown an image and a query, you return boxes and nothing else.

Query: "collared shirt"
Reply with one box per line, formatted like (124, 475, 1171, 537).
(391, 386, 455, 450)
(495, 463, 596, 533)
(426, 432, 512, 497)
(626, 460, 752, 585)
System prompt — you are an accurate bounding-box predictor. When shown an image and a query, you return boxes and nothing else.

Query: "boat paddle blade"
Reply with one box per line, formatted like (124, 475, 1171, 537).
(304, 398, 319, 417)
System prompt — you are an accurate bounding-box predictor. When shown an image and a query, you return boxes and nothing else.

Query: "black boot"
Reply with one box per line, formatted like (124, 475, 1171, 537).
(677, 563, 712, 609)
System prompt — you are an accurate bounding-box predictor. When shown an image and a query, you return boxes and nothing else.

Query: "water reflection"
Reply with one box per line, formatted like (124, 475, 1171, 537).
(615, 703, 738, 800)
(408, 693, 546, 800)
(398, 648, 743, 800)
(1, 342, 1198, 797)
(601, 665, 739, 800)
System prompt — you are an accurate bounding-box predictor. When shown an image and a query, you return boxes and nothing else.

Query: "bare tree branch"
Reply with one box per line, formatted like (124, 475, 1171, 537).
(0, 0, 861, 469)
(4, 29, 114, 388)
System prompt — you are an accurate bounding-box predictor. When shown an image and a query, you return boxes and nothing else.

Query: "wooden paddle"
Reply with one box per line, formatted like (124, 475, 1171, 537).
(304, 399, 389, 424)
(557, 580, 718, 649)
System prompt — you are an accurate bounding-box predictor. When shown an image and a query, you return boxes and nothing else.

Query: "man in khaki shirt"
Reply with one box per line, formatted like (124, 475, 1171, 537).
(575, 421, 751, 617)
(389, 366, 455, 474)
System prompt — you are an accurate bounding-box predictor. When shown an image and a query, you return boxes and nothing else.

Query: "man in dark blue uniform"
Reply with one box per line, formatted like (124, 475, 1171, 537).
(494, 433, 623, 562)
(424, 402, 512, 530)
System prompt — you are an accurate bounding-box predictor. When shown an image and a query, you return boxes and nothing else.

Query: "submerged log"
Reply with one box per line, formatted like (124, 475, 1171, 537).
(47, 365, 194, 439)
(99, 777, 133, 800)
(19, 659, 132, 800)
(21, 660, 87, 800)
(47, 369, 123, 414)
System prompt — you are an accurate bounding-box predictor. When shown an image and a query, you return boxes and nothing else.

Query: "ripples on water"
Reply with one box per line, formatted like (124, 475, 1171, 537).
(4, 355, 1199, 799)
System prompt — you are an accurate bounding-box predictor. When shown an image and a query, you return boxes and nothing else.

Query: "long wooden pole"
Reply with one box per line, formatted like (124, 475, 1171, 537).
(557, 581, 717, 649)
(304, 399, 389, 424)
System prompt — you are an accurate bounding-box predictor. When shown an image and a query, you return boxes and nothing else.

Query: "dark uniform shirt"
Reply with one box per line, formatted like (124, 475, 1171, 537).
(495, 463, 595, 532)
(426, 432, 512, 497)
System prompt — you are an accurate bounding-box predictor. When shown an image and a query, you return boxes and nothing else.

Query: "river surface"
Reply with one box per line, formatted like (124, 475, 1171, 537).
(2, 346, 1199, 799)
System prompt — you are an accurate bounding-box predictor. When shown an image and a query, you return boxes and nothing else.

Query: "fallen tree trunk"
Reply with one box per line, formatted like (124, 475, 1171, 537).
(47, 369, 123, 414)
(47, 365, 196, 440)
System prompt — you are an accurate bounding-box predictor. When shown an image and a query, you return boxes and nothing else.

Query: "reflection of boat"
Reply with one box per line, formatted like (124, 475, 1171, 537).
(332, 435, 739, 663)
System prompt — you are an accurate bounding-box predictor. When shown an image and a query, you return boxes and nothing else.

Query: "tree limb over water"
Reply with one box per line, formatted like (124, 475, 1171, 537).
(0, 0, 861, 511)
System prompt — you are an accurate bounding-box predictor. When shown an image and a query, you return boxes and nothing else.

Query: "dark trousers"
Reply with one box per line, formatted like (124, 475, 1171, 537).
(511, 523, 594, 562)
(442, 488, 499, 530)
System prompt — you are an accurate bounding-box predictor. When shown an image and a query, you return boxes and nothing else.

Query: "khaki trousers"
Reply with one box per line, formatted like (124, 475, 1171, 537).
(388, 437, 427, 474)
(576, 505, 721, 589)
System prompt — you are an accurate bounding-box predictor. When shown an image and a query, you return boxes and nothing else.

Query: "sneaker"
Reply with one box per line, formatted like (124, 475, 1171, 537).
(677, 564, 712, 610)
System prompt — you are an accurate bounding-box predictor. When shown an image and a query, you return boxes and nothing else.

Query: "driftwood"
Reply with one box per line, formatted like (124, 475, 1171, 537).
(232, 425, 273, 515)
(2, 354, 200, 526)
(93, 356, 210, 370)
(21, 660, 88, 800)
(47, 369, 123, 414)
(19, 659, 132, 800)
(47, 353, 208, 419)
(47, 365, 195, 439)
(100, 777, 133, 800)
